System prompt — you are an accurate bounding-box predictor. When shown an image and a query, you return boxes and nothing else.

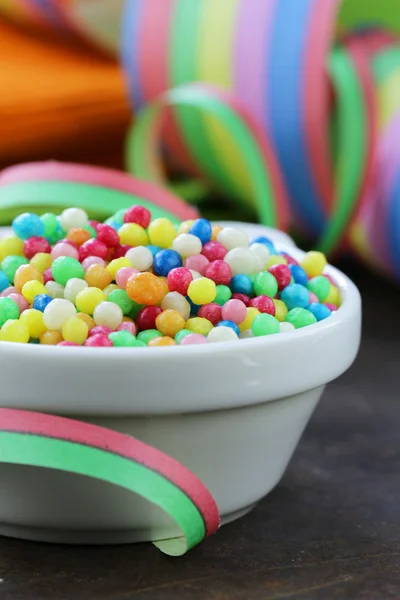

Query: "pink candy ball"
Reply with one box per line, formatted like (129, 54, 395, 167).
(179, 333, 207, 345)
(116, 267, 139, 289)
(309, 292, 319, 304)
(79, 239, 109, 261)
(51, 242, 79, 260)
(0, 286, 17, 297)
(23, 237, 51, 260)
(116, 321, 137, 335)
(185, 254, 209, 275)
(201, 241, 227, 261)
(221, 299, 247, 324)
(84, 334, 113, 347)
(89, 326, 113, 337)
(8, 293, 29, 313)
(324, 303, 337, 311)
(58, 342, 80, 347)
(81, 256, 106, 271)
(204, 260, 232, 285)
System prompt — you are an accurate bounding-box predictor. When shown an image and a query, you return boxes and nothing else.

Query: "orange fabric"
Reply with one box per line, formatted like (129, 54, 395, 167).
(0, 19, 131, 168)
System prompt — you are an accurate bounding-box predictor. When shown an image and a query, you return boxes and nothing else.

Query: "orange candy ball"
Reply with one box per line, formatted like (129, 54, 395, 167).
(14, 264, 44, 292)
(39, 330, 63, 345)
(67, 228, 92, 246)
(84, 264, 113, 289)
(147, 336, 177, 347)
(126, 272, 165, 305)
(156, 309, 185, 337)
(76, 313, 96, 329)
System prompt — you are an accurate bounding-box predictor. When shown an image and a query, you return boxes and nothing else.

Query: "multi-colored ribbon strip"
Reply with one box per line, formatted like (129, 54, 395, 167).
(0, 408, 220, 556)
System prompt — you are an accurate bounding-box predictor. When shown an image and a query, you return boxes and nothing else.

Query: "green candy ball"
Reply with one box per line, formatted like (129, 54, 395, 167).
(108, 331, 137, 347)
(0, 297, 20, 327)
(108, 289, 134, 315)
(174, 328, 192, 344)
(252, 313, 280, 336)
(51, 257, 85, 286)
(253, 271, 278, 298)
(137, 329, 163, 344)
(1, 256, 29, 282)
(285, 308, 318, 329)
(307, 276, 330, 302)
(214, 285, 232, 306)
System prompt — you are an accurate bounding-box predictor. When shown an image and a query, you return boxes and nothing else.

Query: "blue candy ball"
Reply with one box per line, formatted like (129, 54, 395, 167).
(146, 245, 162, 257)
(12, 213, 45, 240)
(230, 274, 253, 296)
(281, 283, 310, 310)
(0, 271, 10, 293)
(188, 297, 201, 316)
(189, 218, 212, 245)
(32, 294, 53, 312)
(153, 249, 182, 276)
(289, 265, 309, 287)
(306, 302, 332, 321)
(251, 236, 275, 253)
(217, 320, 240, 336)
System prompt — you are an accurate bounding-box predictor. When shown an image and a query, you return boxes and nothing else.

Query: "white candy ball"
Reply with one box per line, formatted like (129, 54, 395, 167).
(93, 301, 123, 330)
(125, 246, 153, 271)
(172, 234, 202, 257)
(64, 278, 88, 303)
(280, 322, 295, 333)
(43, 298, 76, 330)
(224, 248, 256, 276)
(207, 326, 239, 343)
(217, 227, 249, 250)
(161, 292, 191, 321)
(250, 243, 270, 270)
(239, 329, 254, 339)
(60, 208, 88, 232)
(189, 269, 202, 280)
(45, 281, 65, 299)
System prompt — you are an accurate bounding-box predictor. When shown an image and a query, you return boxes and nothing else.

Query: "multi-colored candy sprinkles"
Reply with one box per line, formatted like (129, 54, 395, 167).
(0, 408, 220, 556)
(0, 206, 341, 347)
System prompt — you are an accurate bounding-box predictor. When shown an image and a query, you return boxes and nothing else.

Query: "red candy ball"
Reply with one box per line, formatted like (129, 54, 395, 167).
(280, 252, 298, 266)
(250, 295, 276, 315)
(268, 264, 291, 291)
(204, 260, 232, 285)
(198, 303, 222, 325)
(231, 293, 251, 306)
(201, 241, 227, 261)
(136, 306, 162, 331)
(167, 267, 193, 296)
(89, 326, 113, 337)
(79, 239, 109, 261)
(23, 237, 51, 260)
(96, 224, 120, 248)
(84, 334, 113, 347)
(123, 206, 151, 229)
(58, 239, 78, 249)
(88, 220, 100, 231)
(113, 244, 132, 259)
(44, 268, 54, 283)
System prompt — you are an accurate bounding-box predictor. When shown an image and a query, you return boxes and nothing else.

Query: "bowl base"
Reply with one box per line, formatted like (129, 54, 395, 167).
(0, 503, 256, 546)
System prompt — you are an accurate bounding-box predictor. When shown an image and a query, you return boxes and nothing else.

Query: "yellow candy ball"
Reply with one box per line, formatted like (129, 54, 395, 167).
(155, 309, 185, 337)
(273, 299, 288, 322)
(19, 309, 46, 338)
(300, 251, 327, 278)
(177, 220, 194, 235)
(266, 255, 287, 268)
(186, 317, 213, 336)
(239, 307, 260, 333)
(75, 287, 105, 314)
(76, 313, 96, 329)
(0, 235, 24, 261)
(187, 278, 216, 305)
(324, 284, 341, 307)
(30, 253, 52, 274)
(148, 336, 176, 347)
(21, 281, 47, 303)
(148, 218, 177, 248)
(62, 316, 89, 345)
(0, 319, 30, 343)
(106, 258, 132, 280)
(14, 264, 43, 292)
(103, 283, 120, 298)
(118, 223, 148, 247)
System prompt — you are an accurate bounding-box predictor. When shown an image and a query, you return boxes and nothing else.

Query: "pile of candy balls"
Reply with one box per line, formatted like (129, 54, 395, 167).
(0, 207, 341, 347)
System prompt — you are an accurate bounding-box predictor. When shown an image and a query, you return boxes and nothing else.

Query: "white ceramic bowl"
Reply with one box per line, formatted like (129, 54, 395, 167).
(0, 224, 361, 545)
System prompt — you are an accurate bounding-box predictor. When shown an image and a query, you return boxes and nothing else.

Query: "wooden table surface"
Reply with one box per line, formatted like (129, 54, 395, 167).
(0, 261, 399, 600)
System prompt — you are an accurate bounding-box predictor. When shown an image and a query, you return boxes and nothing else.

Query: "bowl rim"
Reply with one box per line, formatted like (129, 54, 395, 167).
(0, 232, 360, 364)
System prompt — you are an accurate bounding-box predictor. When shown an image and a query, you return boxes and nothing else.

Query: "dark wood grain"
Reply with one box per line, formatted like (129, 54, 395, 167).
(0, 261, 399, 600)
